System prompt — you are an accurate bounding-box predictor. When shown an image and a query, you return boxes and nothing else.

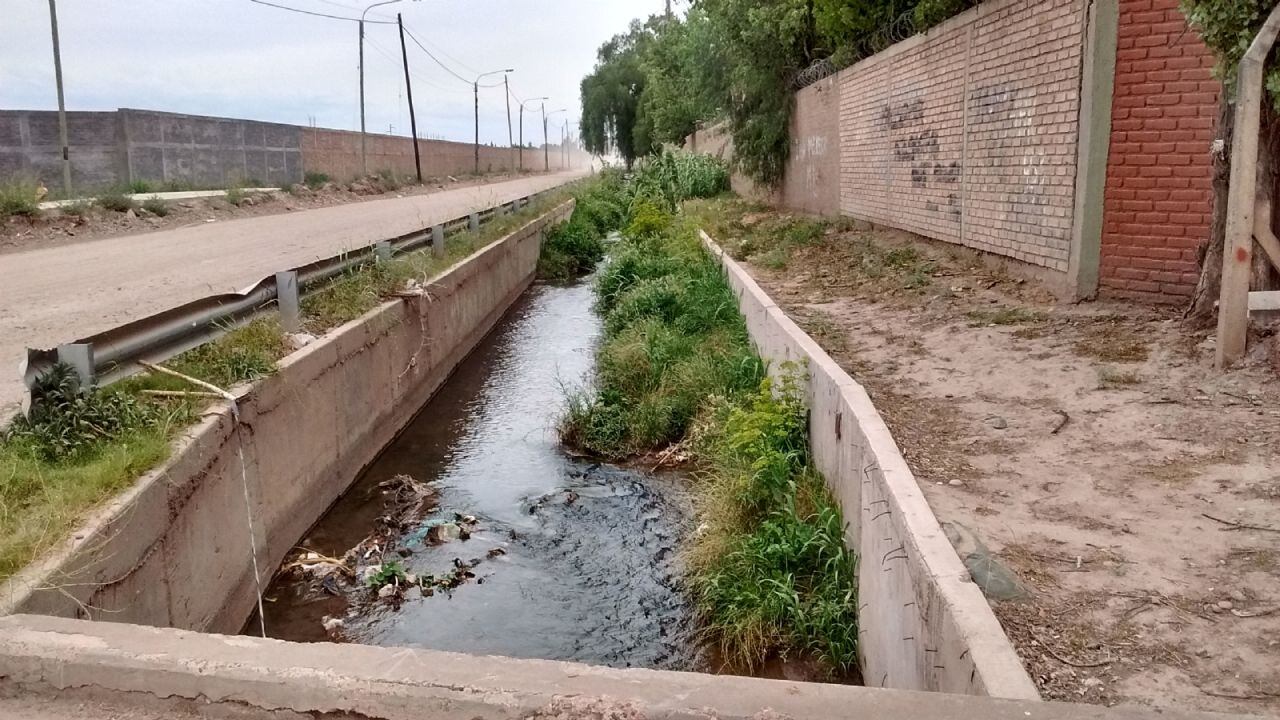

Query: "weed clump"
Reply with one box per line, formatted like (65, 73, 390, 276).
(0, 180, 42, 218)
(95, 190, 135, 213)
(304, 171, 330, 190)
(141, 196, 169, 217)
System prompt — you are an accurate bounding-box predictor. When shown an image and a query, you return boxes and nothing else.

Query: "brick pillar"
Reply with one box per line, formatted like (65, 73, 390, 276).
(1099, 0, 1220, 304)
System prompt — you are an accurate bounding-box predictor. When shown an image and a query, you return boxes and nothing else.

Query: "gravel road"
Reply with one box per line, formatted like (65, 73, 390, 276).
(0, 170, 585, 418)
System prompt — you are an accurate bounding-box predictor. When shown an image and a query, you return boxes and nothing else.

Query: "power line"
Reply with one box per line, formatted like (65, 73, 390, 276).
(246, 0, 394, 24)
(401, 26, 472, 85)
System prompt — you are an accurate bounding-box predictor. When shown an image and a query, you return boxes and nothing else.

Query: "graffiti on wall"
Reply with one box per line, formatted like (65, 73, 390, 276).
(880, 98, 961, 220)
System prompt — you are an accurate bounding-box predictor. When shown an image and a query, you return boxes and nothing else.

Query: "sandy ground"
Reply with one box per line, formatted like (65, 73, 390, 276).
(0, 170, 585, 419)
(711, 210, 1280, 715)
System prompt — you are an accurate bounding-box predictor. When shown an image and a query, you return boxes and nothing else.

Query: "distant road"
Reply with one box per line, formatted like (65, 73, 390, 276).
(0, 170, 586, 418)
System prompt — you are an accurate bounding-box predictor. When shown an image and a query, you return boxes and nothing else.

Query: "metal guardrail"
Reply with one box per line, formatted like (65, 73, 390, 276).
(22, 191, 552, 403)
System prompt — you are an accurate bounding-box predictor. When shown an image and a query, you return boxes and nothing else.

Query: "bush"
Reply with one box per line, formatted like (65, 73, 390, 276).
(0, 181, 42, 218)
(95, 191, 134, 213)
(225, 186, 246, 207)
(5, 364, 159, 462)
(62, 200, 92, 218)
(538, 220, 606, 281)
(141, 196, 169, 217)
(127, 179, 154, 194)
(304, 171, 330, 190)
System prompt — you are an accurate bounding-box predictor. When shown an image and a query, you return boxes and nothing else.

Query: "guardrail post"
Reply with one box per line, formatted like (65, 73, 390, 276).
(57, 343, 95, 390)
(275, 271, 301, 334)
(509, 200, 519, 214)
(432, 224, 445, 258)
(468, 212, 480, 232)
(375, 241, 392, 263)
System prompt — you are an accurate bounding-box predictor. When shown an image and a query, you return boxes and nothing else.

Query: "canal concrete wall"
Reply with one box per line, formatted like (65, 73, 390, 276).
(0, 202, 572, 632)
(0, 614, 1247, 720)
(701, 230, 1038, 700)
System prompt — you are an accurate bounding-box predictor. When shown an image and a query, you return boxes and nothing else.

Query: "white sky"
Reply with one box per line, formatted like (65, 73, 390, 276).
(1, 0, 659, 146)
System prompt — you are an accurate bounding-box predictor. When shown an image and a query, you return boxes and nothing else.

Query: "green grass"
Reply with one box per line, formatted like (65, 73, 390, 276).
(557, 155, 859, 676)
(1, 180, 42, 218)
(61, 200, 93, 218)
(127, 179, 154, 194)
(304, 171, 330, 190)
(225, 186, 246, 207)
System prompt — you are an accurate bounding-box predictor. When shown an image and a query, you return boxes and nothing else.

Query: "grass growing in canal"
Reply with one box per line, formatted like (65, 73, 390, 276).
(560, 152, 859, 677)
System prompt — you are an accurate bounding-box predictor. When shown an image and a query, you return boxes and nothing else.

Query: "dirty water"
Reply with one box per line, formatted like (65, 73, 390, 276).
(254, 278, 705, 671)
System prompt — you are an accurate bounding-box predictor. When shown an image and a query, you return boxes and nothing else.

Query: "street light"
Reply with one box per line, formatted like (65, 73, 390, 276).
(474, 68, 514, 175)
(359, 0, 401, 176)
(544, 107, 566, 172)
(518, 97, 548, 173)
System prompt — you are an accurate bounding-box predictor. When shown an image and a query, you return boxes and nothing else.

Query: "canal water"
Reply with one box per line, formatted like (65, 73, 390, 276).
(257, 277, 705, 671)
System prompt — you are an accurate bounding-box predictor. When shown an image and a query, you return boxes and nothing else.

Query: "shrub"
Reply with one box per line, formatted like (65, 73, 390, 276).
(225, 186, 246, 207)
(62, 200, 92, 218)
(127, 179, 154, 194)
(0, 181, 42, 218)
(141, 196, 169, 217)
(95, 191, 134, 213)
(539, 220, 606, 281)
(304, 171, 330, 190)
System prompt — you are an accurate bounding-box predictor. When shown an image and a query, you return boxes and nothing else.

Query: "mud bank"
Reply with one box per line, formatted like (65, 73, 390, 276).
(0, 202, 573, 631)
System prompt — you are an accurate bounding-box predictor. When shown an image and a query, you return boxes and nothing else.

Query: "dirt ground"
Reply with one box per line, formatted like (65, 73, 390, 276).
(713, 209, 1280, 715)
(0, 171, 530, 256)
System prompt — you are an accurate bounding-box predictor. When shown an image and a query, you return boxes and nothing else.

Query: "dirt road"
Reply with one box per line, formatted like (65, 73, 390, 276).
(0, 170, 585, 419)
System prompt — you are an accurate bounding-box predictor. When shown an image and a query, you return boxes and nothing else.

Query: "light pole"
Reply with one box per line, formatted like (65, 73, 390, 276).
(518, 97, 547, 173)
(359, 0, 401, 177)
(544, 108, 565, 172)
(474, 68, 514, 175)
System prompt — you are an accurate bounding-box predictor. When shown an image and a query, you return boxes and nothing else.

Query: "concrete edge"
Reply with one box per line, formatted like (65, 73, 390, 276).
(699, 230, 1039, 700)
(0, 200, 575, 620)
(0, 614, 1249, 720)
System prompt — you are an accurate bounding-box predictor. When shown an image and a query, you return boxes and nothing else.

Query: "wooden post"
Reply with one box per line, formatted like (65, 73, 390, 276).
(1216, 3, 1280, 368)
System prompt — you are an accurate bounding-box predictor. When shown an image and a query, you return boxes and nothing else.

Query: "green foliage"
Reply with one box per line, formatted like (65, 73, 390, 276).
(0, 180, 41, 218)
(630, 149, 731, 212)
(365, 560, 408, 587)
(127, 179, 154, 194)
(539, 220, 607, 281)
(5, 365, 162, 463)
(95, 190, 134, 213)
(1181, 0, 1280, 105)
(304, 171, 330, 190)
(225, 186, 246, 207)
(62, 200, 93, 217)
(581, 22, 652, 167)
(141, 196, 170, 217)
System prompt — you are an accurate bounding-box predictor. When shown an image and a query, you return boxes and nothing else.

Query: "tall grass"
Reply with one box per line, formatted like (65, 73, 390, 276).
(558, 152, 859, 676)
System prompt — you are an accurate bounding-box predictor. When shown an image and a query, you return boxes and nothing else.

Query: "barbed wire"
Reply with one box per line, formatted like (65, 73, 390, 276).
(791, 9, 918, 90)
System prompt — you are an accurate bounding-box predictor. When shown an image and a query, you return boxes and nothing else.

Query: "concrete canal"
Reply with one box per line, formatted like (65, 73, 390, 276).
(255, 277, 704, 671)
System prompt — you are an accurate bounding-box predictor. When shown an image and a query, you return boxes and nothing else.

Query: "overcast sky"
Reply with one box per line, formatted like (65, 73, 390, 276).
(1, 0, 659, 146)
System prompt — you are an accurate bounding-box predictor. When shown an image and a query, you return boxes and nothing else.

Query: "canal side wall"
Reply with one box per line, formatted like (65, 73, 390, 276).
(700, 230, 1038, 700)
(0, 202, 573, 632)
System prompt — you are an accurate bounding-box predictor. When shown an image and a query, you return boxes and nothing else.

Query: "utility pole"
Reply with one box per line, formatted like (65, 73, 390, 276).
(517, 96, 546, 174)
(542, 102, 548, 173)
(396, 13, 422, 183)
(359, 0, 400, 177)
(504, 75, 514, 172)
(47, 0, 71, 196)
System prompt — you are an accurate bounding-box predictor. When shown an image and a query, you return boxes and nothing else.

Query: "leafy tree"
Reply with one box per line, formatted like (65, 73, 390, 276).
(580, 23, 652, 169)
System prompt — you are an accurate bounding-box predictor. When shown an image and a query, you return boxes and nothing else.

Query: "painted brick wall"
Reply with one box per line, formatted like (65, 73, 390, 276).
(1098, 0, 1219, 304)
(839, 0, 1084, 273)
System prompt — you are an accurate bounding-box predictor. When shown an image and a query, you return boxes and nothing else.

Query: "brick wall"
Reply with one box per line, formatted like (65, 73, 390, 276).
(301, 127, 585, 182)
(1098, 0, 1219, 304)
(839, 0, 1084, 273)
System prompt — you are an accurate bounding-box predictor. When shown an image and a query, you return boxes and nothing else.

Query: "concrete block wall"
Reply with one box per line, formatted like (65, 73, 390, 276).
(0, 204, 571, 632)
(0, 110, 124, 189)
(1098, 0, 1220, 304)
(120, 109, 302, 188)
(839, 0, 1085, 274)
(702, 230, 1038, 699)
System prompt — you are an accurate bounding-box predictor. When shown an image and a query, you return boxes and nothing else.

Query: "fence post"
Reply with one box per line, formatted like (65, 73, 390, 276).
(57, 343, 95, 389)
(432, 224, 445, 257)
(275, 271, 301, 334)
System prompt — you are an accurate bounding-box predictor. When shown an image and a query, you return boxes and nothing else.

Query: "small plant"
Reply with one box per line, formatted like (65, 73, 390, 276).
(225, 186, 246, 207)
(304, 171, 330, 190)
(0, 180, 42, 218)
(377, 168, 402, 192)
(141, 196, 169, 217)
(966, 306, 1046, 326)
(95, 191, 135, 213)
(1098, 366, 1142, 388)
(365, 560, 408, 587)
(127, 179, 154, 194)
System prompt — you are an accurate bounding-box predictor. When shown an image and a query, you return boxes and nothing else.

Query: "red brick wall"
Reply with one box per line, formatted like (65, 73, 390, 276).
(1099, 0, 1220, 304)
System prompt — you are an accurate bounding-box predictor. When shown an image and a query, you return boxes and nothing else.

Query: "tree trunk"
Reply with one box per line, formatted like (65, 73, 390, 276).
(1185, 100, 1233, 325)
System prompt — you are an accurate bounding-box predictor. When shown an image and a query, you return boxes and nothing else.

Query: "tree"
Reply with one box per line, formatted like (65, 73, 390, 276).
(1179, 1, 1280, 324)
(580, 23, 652, 169)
